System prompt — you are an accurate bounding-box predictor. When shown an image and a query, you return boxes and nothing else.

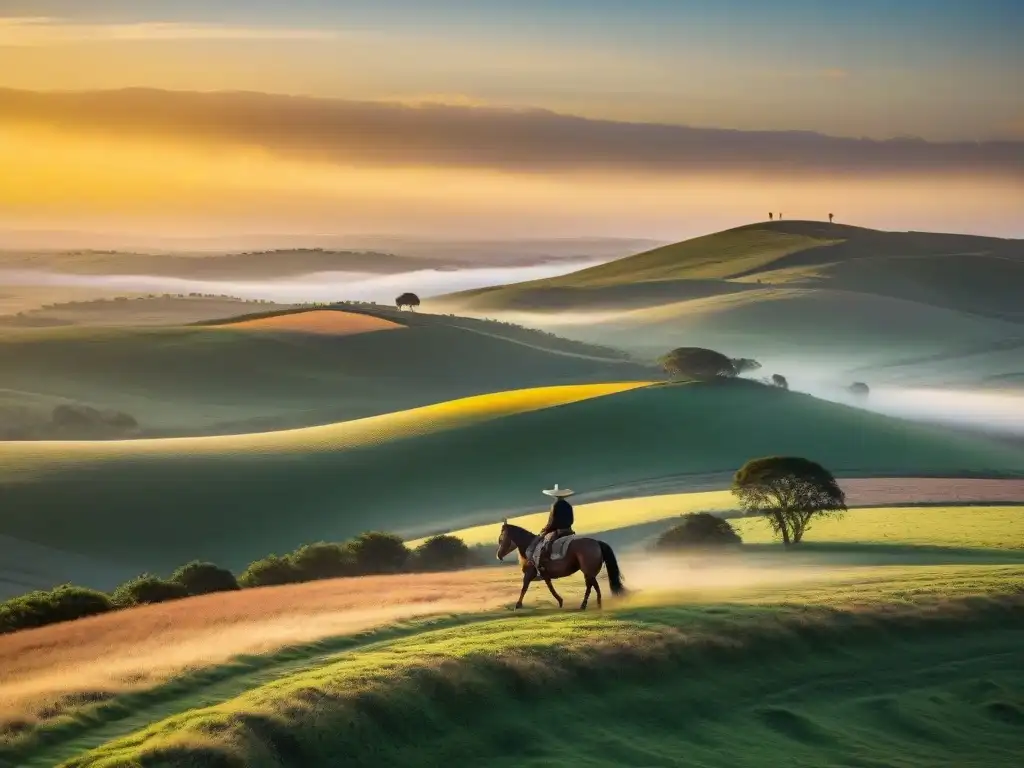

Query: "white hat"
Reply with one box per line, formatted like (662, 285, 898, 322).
(542, 483, 575, 498)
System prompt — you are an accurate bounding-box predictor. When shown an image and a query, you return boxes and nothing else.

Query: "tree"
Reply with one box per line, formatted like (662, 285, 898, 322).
(658, 347, 736, 381)
(847, 382, 870, 399)
(770, 373, 789, 390)
(413, 535, 478, 572)
(0, 585, 113, 634)
(348, 531, 411, 574)
(289, 542, 356, 581)
(653, 513, 742, 551)
(170, 561, 239, 596)
(731, 456, 846, 546)
(238, 555, 301, 588)
(395, 292, 420, 311)
(111, 574, 189, 608)
(730, 358, 762, 376)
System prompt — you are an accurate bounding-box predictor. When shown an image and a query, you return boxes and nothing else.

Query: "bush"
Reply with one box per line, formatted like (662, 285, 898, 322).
(348, 532, 411, 574)
(0, 584, 114, 634)
(413, 535, 478, 572)
(238, 555, 301, 588)
(111, 574, 189, 608)
(654, 513, 742, 550)
(170, 561, 239, 596)
(289, 542, 356, 581)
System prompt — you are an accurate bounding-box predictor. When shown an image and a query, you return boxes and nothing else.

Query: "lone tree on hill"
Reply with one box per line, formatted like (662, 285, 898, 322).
(658, 347, 737, 381)
(847, 381, 870, 399)
(395, 292, 420, 311)
(654, 513, 742, 551)
(731, 357, 762, 376)
(731, 456, 846, 546)
(770, 373, 789, 390)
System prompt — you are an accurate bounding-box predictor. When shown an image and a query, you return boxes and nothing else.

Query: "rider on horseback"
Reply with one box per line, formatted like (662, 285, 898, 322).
(532, 483, 575, 578)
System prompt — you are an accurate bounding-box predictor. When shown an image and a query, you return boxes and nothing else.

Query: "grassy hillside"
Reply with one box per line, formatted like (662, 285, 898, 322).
(434, 221, 1024, 383)
(24, 571, 1023, 768)
(0, 307, 650, 437)
(1, 380, 1022, 583)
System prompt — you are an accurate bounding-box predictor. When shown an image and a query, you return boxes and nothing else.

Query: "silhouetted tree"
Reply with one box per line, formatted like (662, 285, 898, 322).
(769, 212, 773, 220)
(395, 292, 420, 311)
(847, 382, 870, 399)
(348, 532, 411, 574)
(170, 561, 239, 596)
(828, 213, 834, 223)
(413, 535, 478, 572)
(653, 513, 742, 551)
(732, 456, 846, 545)
(731, 357, 763, 376)
(771, 374, 789, 390)
(658, 347, 737, 381)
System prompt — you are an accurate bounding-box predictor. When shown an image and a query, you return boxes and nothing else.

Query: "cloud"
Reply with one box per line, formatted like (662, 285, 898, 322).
(0, 16, 336, 45)
(0, 87, 1020, 179)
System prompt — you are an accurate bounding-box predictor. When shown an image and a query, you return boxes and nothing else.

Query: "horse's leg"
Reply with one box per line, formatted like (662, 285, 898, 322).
(515, 569, 535, 610)
(544, 577, 563, 608)
(579, 574, 593, 610)
(591, 574, 603, 609)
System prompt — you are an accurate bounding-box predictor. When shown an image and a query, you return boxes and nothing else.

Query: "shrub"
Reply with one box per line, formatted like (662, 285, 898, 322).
(0, 584, 113, 634)
(170, 561, 239, 596)
(238, 555, 301, 588)
(348, 531, 411, 574)
(413, 535, 478, 572)
(110, 574, 189, 608)
(654, 513, 743, 551)
(289, 542, 356, 581)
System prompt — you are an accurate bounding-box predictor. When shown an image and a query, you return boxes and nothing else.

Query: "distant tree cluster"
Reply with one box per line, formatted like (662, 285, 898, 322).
(0, 532, 480, 635)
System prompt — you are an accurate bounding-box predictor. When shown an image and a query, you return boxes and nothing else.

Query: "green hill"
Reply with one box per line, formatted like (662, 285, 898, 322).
(435, 221, 1024, 383)
(1, 379, 1021, 586)
(0, 306, 649, 438)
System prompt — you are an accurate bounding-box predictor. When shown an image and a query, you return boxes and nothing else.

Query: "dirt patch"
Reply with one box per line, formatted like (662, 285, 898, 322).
(223, 310, 404, 336)
(841, 477, 1024, 506)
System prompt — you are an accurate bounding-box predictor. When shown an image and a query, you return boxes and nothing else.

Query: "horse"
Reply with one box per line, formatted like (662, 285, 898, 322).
(495, 520, 626, 610)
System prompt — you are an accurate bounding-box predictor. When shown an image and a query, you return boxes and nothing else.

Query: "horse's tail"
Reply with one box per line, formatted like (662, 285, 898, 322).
(598, 541, 626, 595)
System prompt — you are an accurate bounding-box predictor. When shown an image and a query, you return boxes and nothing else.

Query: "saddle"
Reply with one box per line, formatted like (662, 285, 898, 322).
(532, 529, 576, 564)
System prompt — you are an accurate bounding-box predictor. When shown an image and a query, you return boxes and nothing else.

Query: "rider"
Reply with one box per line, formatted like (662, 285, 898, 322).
(533, 483, 575, 577)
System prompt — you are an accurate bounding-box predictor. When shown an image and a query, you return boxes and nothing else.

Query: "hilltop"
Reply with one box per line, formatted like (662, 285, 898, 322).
(0, 305, 648, 438)
(434, 221, 1024, 383)
(1, 379, 1021, 590)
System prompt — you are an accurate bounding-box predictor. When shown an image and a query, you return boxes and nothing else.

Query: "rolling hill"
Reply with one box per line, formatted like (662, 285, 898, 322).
(0, 306, 650, 438)
(1, 379, 1021, 591)
(434, 221, 1024, 384)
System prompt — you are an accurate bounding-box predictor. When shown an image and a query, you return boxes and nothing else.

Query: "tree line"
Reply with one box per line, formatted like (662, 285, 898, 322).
(0, 532, 479, 636)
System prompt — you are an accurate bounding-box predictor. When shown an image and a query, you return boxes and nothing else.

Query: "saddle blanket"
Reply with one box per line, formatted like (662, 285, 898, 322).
(528, 533, 576, 562)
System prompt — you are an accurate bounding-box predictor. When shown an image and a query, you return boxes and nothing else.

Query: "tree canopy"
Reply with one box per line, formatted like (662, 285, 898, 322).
(170, 561, 239, 596)
(847, 382, 870, 398)
(731, 456, 846, 545)
(730, 358, 762, 375)
(395, 292, 420, 310)
(658, 347, 737, 380)
(770, 374, 789, 390)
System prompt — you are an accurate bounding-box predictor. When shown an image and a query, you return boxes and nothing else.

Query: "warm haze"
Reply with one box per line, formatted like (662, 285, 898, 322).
(1, 1, 1022, 242)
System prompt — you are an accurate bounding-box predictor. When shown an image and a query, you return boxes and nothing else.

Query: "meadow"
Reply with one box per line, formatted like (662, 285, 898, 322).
(2, 559, 1020, 767)
(2, 379, 1023, 590)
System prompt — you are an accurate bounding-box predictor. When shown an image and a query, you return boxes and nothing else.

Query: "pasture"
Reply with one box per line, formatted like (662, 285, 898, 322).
(2, 559, 1020, 767)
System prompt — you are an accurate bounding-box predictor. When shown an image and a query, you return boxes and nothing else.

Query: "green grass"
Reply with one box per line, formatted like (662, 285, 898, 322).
(435, 221, 1024, 383)
(41, 567, 1024, 768)
(2, 379, 1023, 581)
(0, 308, 652, 435)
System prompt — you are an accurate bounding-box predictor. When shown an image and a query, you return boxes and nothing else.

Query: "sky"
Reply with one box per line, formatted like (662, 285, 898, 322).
(0, 1, 1021, 242)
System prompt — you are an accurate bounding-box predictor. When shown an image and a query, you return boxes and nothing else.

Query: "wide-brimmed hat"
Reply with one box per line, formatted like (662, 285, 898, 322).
(542, 483, 575, 498)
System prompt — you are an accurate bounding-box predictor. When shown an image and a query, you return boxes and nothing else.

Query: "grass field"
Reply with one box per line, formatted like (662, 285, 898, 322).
(2, 380, 1023, 586)
(3, 561, 1020, 767)
(434, 221, 1024, 384)
(0, 308, 653, 436)
(411, 481, 1024, 550)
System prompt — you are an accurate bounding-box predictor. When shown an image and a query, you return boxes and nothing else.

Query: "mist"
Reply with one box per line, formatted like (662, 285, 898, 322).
(0, 259, 604, 306)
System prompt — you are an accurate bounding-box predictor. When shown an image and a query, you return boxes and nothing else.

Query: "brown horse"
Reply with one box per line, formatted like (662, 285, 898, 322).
(496, 521, 625, 610)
